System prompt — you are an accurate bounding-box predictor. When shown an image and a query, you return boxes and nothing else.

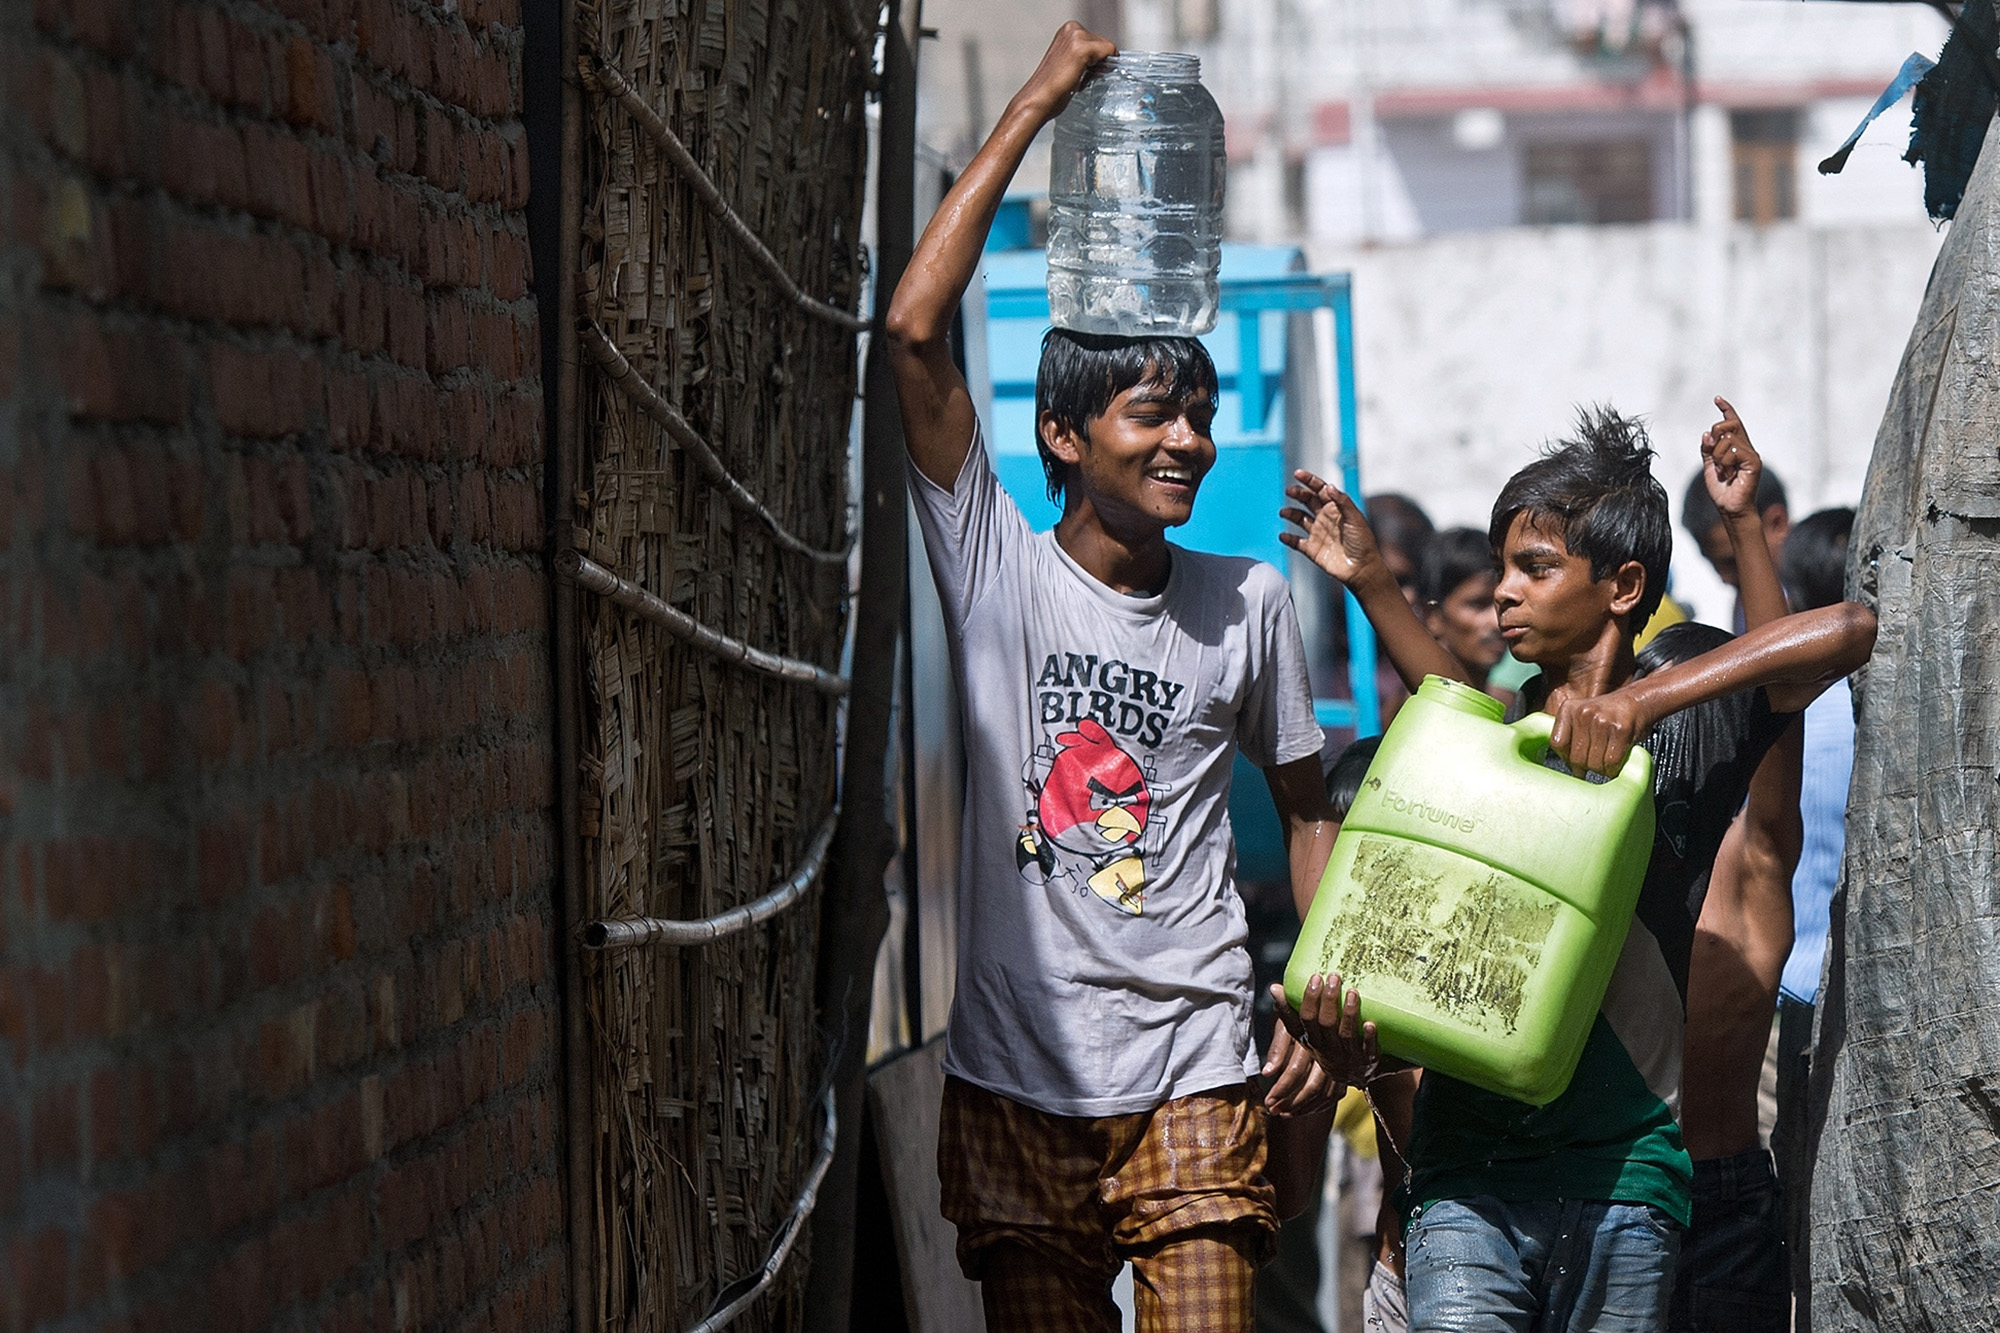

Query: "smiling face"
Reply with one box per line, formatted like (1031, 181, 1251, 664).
(1492, 512, 1645, 668)
(1040, 375, 1218, 533)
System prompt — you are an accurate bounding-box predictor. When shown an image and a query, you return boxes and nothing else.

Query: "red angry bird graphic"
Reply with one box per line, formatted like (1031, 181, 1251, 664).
(1017, 718, 1155, 915)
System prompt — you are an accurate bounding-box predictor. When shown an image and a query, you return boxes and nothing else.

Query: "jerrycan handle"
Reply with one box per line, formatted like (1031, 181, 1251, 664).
(1507, 710, 1654, 791)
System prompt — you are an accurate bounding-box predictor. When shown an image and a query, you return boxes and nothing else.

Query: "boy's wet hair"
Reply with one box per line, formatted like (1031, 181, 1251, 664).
(1680, 462, 1789, 541)
(1418, 527, 1499, 609)
(1034, 329, 1219, 504)
(1325, 736, 1381, 822)
(1488, 406, 1673, 630)
(1781, 506, 1854, 611)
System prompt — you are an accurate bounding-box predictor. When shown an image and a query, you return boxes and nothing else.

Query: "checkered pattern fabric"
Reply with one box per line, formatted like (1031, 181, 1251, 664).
(938, 1076, 1278, 1332)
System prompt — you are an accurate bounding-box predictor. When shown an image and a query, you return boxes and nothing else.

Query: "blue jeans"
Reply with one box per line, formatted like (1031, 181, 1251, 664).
(1405, 1196, 1681, 1332)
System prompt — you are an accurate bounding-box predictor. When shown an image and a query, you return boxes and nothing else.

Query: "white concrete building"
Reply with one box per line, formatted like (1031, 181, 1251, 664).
(1176, 0, 1946, 242)
(1310, 218, 1943, 622)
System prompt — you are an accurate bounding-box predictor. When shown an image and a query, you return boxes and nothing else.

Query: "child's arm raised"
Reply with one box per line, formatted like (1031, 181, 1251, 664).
(1702, 396, 1788, 630)
(1552, 600, 1877, 776)
(1280, 474, 1470, 690)
(885, 23, 1115, 488)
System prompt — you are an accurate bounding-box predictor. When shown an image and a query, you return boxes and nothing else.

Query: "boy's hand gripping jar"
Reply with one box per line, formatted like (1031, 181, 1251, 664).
(1046, 52, 1226, 337)
(1286, 676, 1656, 1106)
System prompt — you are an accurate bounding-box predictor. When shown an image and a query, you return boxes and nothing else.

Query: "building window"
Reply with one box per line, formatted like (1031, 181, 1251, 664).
(1732, 109, 1799, 224)
(1523, 141, 1654, 225)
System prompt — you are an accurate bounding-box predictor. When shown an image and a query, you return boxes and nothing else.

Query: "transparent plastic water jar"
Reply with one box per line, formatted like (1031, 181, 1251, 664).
(1046, 52, 1226, 337)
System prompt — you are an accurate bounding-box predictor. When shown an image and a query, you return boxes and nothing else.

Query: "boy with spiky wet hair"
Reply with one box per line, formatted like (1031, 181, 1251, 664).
(1271, 406, 1876, 1331)
(885, 23, 1343, 1330)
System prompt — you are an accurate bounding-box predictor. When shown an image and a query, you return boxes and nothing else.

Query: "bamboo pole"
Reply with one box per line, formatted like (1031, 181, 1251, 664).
(536, 0, 599, 1324)
(804, 0, 919, 1327)
(681, 1087, 839, 1333)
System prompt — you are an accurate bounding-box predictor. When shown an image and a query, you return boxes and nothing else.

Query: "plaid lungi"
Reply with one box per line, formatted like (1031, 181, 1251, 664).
(938, 1075, 1279, 1332)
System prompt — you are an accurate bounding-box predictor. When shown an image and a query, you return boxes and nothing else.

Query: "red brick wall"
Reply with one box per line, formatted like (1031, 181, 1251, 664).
(0, 0, 568, 1326)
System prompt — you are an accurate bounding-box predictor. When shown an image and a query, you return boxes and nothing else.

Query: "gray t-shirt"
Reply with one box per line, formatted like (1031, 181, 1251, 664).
(909, 426, 1322, 1116)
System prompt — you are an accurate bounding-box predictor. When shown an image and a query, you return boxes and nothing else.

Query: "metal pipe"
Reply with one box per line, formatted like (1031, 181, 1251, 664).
(556, 548, 852, 696)
(682, 1085, 838, 1333)
(557, 550, 850, 695)
(587, 57, 870, 333)
(579, 322, 849, 566)
(1334, 284, 1379, 740)
(581, 809, 839, 949)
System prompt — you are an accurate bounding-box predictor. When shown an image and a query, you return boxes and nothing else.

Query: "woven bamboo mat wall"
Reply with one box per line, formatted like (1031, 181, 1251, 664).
(566, 0, 869, 1324)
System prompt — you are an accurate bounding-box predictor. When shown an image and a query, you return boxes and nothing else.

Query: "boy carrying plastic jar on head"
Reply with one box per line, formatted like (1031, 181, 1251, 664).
(885, 23, 1347, 1331)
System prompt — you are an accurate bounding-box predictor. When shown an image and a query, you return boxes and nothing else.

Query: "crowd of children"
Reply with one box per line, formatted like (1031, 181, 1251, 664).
(887, 24, 1877, 1332)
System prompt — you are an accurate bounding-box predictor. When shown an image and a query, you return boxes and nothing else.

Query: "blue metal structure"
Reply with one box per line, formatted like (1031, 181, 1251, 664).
(977, 244, 1380, 740)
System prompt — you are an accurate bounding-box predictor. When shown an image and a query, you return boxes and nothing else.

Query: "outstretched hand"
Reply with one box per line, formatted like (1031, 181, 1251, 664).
(1279, 471, 1387, 591)
(1012, 22, 1118, 119)
(1264, 974, 1378, 1115)
(1281, 469, 1473, 691)
(1701, 396, 1765, 524)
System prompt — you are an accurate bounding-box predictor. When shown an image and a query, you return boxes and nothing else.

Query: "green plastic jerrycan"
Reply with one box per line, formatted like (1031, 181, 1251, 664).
(1285, 675, 1655, 1106)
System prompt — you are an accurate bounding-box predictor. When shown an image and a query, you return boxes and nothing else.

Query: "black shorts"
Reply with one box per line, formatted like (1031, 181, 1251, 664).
(1668, 1147, 1791, 1333)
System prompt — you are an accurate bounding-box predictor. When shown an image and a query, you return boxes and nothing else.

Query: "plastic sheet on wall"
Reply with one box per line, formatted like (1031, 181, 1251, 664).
(1806, 112, 2000, 1333)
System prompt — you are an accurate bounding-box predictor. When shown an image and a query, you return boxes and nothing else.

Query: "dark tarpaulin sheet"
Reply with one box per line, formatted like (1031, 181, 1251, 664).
(1806, 116, 2000, 1328)
(1905, 0, 1999, 220)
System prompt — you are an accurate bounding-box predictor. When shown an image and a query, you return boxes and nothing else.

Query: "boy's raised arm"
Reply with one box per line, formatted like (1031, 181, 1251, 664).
(885, 23, 1115, 489)
(1552, 600, 1877, 776)
(1280, 474, 1470, 690)
(1702, 397, 1789, 631)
